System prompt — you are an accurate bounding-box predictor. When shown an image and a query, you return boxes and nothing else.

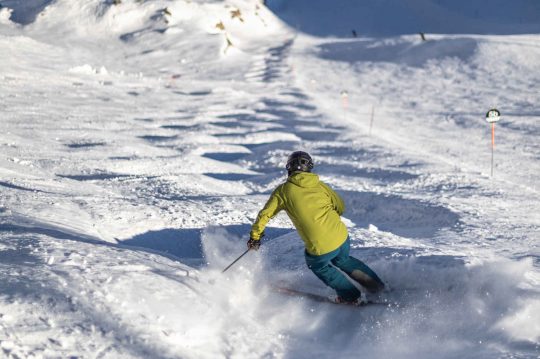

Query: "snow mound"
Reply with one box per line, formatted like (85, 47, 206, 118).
(0, 0, 51, 25)
(3, 0, 281, 45)
(68, 64, 109, 76)
(318, 37, 479, 67)
(0, 6, 13, 24)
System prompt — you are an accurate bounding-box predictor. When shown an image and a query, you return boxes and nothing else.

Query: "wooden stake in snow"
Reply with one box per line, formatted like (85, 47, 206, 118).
(485, 109, 501, 177)
(340, 90, 348, 121)
(369, 105, 375, 136)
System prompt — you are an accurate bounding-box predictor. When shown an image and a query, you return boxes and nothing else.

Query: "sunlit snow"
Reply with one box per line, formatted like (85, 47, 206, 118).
(1, 0, 539, 358)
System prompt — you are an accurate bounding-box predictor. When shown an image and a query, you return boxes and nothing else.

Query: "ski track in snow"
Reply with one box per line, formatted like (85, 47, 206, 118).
(0, 0, 539, 358)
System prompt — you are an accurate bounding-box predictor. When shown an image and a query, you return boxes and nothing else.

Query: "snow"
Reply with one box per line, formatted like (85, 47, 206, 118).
(1, 0, 539, 358)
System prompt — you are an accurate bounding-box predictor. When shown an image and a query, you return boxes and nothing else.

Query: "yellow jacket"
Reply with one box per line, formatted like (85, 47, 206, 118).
(250, 172, 348, 255)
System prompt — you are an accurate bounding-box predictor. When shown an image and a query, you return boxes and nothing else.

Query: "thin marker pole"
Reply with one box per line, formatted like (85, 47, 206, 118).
(341, 90, 348, 122)
(491, 122, 495, 177)
(369, 105, 375, 136)
(485, 109, 500, 178)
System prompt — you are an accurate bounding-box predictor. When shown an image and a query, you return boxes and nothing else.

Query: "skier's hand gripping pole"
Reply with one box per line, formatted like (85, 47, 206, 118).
(246, 238, 261, 251)
(221, 234, 263, 273)
(247, 232, 264, 251)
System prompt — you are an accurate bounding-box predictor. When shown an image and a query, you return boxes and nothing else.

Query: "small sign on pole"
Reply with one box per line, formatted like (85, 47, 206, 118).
(485, 109, 501, 177)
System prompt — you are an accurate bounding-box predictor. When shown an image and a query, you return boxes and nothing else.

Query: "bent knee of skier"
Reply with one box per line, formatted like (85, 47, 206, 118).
(310, 264, 361, 300)
(350, 269, 385, 293)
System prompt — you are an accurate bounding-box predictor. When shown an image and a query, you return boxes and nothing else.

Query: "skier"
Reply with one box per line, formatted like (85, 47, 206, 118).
(248, 151, 385, 304)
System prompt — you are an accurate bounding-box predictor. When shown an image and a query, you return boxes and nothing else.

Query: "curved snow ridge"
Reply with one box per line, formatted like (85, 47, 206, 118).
(318, 36, 480, 67)
(342, 190, 460, 239)
(217, 130, 302, 145)
(0, 34, 63, 66)
(4, 211, 109, 243)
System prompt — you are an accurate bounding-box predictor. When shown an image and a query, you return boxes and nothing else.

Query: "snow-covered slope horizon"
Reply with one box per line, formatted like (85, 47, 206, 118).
(1, 0, 539, 358)
(266, 0, 540, 37)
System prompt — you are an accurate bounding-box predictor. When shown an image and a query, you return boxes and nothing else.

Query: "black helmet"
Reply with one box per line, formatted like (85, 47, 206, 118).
(286, 151, 314, 174)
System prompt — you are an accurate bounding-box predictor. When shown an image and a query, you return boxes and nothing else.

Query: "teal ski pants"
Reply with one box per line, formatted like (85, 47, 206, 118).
(304, 238, 384, 301)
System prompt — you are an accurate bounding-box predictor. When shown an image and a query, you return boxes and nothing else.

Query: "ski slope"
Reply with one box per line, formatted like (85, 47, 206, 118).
(0, 0, 539, 358)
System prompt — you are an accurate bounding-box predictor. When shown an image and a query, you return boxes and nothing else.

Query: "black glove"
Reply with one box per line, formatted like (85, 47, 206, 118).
(247, 238, 261, 251)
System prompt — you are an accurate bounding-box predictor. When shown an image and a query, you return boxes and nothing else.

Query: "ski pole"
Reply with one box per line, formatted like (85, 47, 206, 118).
(221, 248, 251, 273)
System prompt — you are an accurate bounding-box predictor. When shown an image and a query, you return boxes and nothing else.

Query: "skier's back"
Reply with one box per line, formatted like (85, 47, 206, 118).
(248, 151, 384, 303)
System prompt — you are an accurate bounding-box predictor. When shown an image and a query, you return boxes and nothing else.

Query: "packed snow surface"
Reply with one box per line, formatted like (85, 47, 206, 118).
(0, 0, 539, 358)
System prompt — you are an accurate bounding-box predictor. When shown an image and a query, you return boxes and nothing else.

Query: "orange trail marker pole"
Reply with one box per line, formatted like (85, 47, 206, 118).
(485, 109, 500, 178)
(491, 122, 495, 177)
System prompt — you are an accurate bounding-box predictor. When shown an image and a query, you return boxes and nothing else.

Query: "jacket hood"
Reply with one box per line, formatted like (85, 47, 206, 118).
(287, 171, 320, 188)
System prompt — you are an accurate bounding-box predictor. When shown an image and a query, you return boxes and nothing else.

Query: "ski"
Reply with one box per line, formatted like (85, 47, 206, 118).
(271, 286, 392, 307)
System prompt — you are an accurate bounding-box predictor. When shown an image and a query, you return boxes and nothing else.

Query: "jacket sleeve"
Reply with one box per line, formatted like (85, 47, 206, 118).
(250, 187, 284, 240)
(321, 182, 345, 215)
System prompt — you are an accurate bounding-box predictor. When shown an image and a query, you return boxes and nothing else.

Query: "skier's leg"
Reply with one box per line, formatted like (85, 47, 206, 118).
(332, 238, 385, 293)
(305, 250, 360, 302)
